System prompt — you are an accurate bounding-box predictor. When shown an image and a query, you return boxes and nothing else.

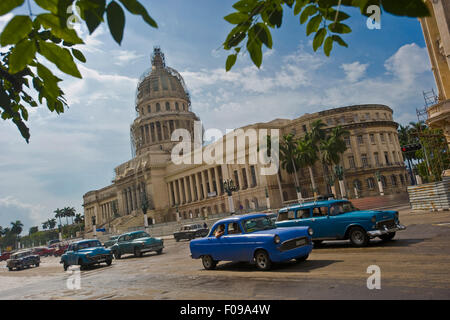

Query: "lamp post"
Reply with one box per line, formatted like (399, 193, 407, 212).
(91, 215, 97, 238)
(223, 179, 237, 214)
(265, 187, 271, 210)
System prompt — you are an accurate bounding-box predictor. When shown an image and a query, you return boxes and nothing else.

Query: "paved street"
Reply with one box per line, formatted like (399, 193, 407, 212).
(1, 206, 450, 300)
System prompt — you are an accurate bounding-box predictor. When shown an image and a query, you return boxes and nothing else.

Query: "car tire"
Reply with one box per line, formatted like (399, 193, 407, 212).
(201, 255, 217, 270)
(35, 263, 39, 267)
(379, 232, 396, 241)
(8, 267, 12, 271)
(78, 259, 85, 271)
(295, 254, 309, 263)
(175, 238, 179, 242)
(254, 250, 272, 271)
(349, 226, 369, 247)
(134, 247, 141, 258)
(106, 257, 112, 266)
(113, 251, 121, 259)
(156, 248, 163, 255)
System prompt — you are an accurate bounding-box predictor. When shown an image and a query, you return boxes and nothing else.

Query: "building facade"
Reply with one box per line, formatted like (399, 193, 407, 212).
(83, 48, 408, 231)
(420, 0, 450, 153)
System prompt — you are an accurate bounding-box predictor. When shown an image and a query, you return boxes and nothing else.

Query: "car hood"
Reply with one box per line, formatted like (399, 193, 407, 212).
(134, 237, 161, 243)
(77, 247, 111, 255)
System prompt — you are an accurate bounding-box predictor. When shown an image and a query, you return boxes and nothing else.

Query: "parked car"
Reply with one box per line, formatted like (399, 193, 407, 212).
(60, 239, 113, 271)
(52, 243, 69, 257)
(276, 199, 406, 247)
(104, 235, 119, 248)
(48, 239, 60, 247)
(110, 231, 164, 259)
(266, 212, 277, 223)
(173, 224, 209, 241)
(190, 213, 314, 271)
(0, 251, 13, 262)
(7, 250, 40, 271)
(32, 247, 54, 257)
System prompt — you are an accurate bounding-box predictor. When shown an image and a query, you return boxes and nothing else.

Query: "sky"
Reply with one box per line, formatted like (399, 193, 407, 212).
(0, 0, 437, 234)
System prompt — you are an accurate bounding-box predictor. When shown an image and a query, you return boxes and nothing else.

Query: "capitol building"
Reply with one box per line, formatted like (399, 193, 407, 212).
(83, 48, 408, 232)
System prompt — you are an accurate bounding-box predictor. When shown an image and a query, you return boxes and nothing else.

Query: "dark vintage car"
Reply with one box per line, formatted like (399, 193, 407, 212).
(7, 250, 40, 271)
(173, 224, 209, 242)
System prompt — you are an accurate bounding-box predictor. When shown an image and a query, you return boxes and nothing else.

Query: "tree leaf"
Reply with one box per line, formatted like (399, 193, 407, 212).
(254, 23, 272, 49)
(35, 0, 58, 14)
(306, 14, 322, 36)
(300, 5, 317, 24)
(328, 22, 352, 34)
(36, 14, 84, 44)
(71, 48, 86, 63)
(224, 12, 249, 24)
(0, 15, 32, 46)
(294, 0, 309, 15)
(38, 41, 82, 78)
(226, 54, 237, 71)
(323, 36, 333, 56)
(313, 27, 326, 51)
(82, 0, 106, 34)
(0, 0, 24, 16)
(9, 39, 36, 74)
(246, 33, 262, 68)
(119, 0, 157, 28)
(332, 35, 348, 47)
(382, 0, 429, 17)
(106, 1, 125, 45)
(232, 0, 258, 13)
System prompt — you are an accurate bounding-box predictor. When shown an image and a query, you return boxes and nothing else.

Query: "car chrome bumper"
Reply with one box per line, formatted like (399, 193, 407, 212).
(367, 224, 406, 237)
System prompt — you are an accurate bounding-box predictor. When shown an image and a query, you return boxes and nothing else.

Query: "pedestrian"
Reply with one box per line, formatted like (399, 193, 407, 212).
(203, 222, 207, 229)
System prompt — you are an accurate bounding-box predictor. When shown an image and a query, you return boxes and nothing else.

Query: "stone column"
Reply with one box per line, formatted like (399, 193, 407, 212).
(207, 168, 214, 195)
(201, 170, 208, 199)
(214, 166, 222, 195)
(173, 181, 179, 205)
(189, 174, 196, 201)
(183, 177, 190, 203)
(194, 173, 201, 201)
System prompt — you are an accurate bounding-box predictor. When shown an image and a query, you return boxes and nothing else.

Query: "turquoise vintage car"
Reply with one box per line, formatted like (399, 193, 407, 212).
(276, 199, 406, 247)
(110, 231, 164, 259)
(60, 239, 112, 271)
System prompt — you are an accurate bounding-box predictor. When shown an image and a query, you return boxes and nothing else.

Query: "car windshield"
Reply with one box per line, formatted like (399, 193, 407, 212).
(329, 201, 357, 216)
(242, 216, 276, 233)
(77, 240, 102, 249)
(133, 232, 149, 239)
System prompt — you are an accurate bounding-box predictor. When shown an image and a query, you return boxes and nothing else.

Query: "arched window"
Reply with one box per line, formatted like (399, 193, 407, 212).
(367, 178, 375, 189)
(165, 102, 170, 111)
(175, 102, 179, 111)
(390, 175, 397, 186)
(147, 105, 151, 113)
(354, 180, 362, 191)
(156, 103, 161, 112)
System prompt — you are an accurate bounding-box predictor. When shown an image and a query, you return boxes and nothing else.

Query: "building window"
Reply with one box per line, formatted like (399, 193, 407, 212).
(380, 133, 385, 142)
(374, 152, 380, 166)
(392, 151, 397, 163)
(175, 102, 179, 111)
(361, 154, 369, 168)
(391, 175, 397, 186)
(241, 168, 248, 189)
(375, 112, 379, 120)
(369, 134, 375, 144)
(233, 170, 240, 190)
(250, 165, 257, 187)
(344, 136, 351, 148)
(302, 124, 307, 133)
(388, 133, 392, 143)
(367, 178, 375, 189)
(365, 113, 370, 120)
(165, 102, 170, 111)
(357, 135, 364, 144)
(156, 103, 161, 112)
(147, 105, 151, 113)
(348, 156, 356, 169)
(381, 175, 387, 188)
(353, 114, 358, 122)
(354, 180, 362, 191)
(384, 151, 390, 165)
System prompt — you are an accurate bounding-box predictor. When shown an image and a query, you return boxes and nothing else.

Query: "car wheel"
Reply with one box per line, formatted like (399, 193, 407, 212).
(134, 247, 141, 258)
(379, 232, 396, 241)
(349, 226, 369, 247)
(175, 238, 179, 242)
(8, 267, 12, 271)
(78, 259, 85, 271)
(35, 263, 40, 267)
(113, 251, 121, 259)
(201, 255, 217, 270)
(295, 254, 309, 263)
(254, 250, 272, 271)
(156, 248, 163, 255)
(106, 257, 112, 266)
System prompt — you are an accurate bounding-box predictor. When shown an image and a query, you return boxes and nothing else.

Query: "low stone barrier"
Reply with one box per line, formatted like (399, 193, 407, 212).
(407, 178, 450, 211)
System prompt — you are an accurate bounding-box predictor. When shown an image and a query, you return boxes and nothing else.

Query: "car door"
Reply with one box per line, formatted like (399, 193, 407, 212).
(66, 245, 78, 265)
(310, 206, 333, 238)
(205, 224, 227, 261)
(327, 203, 349, 238)
(222, 223, 247, 261)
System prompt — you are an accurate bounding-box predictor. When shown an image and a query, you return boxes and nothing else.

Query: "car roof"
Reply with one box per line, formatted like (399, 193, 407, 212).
(73, 239, 101, 244)
(214, 213, 268, 225)
(120, 231, 148, 237)
(278, 199, 350, 213)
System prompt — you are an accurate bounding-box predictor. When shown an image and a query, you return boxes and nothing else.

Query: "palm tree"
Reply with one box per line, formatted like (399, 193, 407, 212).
(42, 221, 49, 230)
(280, 134, 302, 201)
(10, 220, 23, 249)
(63, 207, 76, 225)
(74, 214, 83, 224)
(297, 135, 319, 197)
(48, 218, 56, 229)
(54, 208, 63, 228)
(398, 124, 415, 184)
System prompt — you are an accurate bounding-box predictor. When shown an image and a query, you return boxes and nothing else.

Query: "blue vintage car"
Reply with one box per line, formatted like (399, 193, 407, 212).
(276, 199, 406, 247)
(60, 239, 113, 271)
(190, 213, 313, 271)
(110, 231, 164, 259)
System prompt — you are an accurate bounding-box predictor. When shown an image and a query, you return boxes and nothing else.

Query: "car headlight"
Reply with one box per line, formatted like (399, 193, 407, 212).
(308, 227, 314, 236)
(274, 235, 281, 244)
(371, 216, 376, 223)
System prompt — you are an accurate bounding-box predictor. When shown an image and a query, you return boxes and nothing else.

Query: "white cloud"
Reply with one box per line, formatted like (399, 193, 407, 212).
(111, 50, 146, 66)
(341, 61, 369, 82)
(384, 43, 431, 81)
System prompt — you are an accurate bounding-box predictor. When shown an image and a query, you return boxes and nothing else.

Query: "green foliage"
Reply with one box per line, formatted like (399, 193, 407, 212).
(224, 0, 430, 70)
(0, 0, 157, 142)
